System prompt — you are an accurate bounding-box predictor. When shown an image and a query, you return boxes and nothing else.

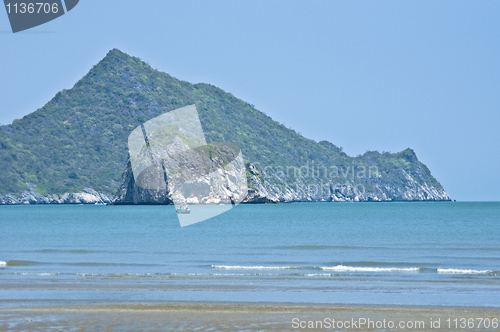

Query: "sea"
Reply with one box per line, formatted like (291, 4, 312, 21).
(1, 202, 499, 308)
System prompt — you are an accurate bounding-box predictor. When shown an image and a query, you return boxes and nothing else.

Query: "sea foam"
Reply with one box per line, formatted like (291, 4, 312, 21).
(211, 264, 421, 272)
(321, 265, 421, 272)
(437, 268, 492, 275)
(0, 261, 6, 266)
(212, 265, 298, 270)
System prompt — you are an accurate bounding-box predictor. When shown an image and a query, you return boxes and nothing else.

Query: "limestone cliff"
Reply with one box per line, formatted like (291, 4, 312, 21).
(114, 149, 451, 204)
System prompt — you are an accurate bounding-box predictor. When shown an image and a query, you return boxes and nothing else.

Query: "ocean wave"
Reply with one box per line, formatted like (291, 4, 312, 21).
(0, 260, 160, 267)
(0, 271, 343, 278)
(0, 271, 309, 278)
(212, 265, 302, 270)
(35, 249, 99, 254)
(320, 265, 422, 272)
(31, 249, 141, 254)
(276, 245, 337, 250)
(70, 262, 160, 267)
(4, 260, 43, 266)
(273, 245, 392, 250)
(437, 268, 494, 275)
(170, 272, 278, 276)
(325, 261, 438, 268)
(0, 272, 62, 276)
(212, 264, 421, 272)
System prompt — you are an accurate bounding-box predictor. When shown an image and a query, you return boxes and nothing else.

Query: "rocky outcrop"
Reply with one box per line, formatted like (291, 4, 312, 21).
(114, 147, 249, 205)
(0, 162, 450, 205)
(245, 173, 450, 203)
(243, 157, 451, 203)
(113, 160, 172, 205)
(114, 157, 450, 205)
(1, 150, 450, 205)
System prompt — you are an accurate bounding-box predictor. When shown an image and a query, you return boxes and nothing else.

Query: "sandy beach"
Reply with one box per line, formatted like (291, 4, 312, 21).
(1, 301, 499, 331)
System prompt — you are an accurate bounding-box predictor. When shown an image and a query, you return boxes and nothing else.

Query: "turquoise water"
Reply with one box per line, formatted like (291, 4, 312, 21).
(1, 202, 499, 307)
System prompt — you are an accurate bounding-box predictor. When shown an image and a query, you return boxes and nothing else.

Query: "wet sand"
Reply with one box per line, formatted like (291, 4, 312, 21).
(1, 301, 499, 331)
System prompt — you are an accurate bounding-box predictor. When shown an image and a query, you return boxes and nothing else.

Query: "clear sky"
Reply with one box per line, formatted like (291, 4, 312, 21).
(1, 1, 499, 201)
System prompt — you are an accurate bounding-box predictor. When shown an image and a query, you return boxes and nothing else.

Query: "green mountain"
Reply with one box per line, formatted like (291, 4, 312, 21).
(0, 49, 450, 203)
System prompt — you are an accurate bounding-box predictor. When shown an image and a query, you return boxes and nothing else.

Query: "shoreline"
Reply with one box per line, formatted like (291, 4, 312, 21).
(4, 299, 500, 311)
(2, 301, 499, 331)
(0, 197, 456, 205)
(0, 187, 453, 205)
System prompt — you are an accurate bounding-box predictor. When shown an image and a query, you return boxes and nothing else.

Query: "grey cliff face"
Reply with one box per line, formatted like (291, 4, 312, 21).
(113, 159, 172, 205)
(243, 162, 450, 203)
(114, 148, 249, 205)
(0, 147, 450, 205)
(0, 163, 450, 205)
(113, 159, 450, 205)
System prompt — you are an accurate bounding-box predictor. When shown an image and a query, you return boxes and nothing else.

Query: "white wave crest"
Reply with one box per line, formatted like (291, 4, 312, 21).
(212, 264, 420, 272)
(212, 265, 295, 270)
(320, 265, 420, 272)
(437, 268, 492, 275)
(0, 261, 6, 266)
(17, 272, 60, 276)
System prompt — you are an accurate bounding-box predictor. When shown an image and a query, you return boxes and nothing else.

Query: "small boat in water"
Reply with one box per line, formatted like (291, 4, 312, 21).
(176, 204, 191, 214)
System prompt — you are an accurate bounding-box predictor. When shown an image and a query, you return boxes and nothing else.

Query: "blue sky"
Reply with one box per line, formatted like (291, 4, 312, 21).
(1, 1, 499, 201)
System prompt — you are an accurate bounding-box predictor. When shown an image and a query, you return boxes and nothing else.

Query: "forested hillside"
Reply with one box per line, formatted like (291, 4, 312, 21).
(0, 49, 448, 202)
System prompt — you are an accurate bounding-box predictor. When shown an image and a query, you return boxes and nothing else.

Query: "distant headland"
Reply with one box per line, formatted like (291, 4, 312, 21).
(0, 49, 450, 205)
